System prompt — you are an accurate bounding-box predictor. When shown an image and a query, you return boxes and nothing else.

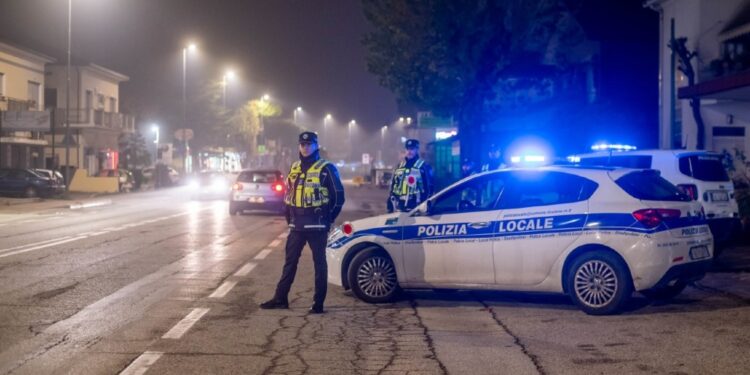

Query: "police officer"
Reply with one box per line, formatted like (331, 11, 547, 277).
(460, 158, 476, 179)
(481, 143, 506, 172)
(260, 131, 345, 314)
(387, 139, 434, 213)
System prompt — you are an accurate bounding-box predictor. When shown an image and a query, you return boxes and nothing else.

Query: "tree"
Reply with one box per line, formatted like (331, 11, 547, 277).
(118, 131, 152, 170)
(362, 0, 589, 161)
(669, 37, 706, 149)
(227, 99, 282, 159)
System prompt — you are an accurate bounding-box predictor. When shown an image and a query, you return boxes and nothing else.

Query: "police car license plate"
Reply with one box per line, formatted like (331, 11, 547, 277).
(689, 245, 710, 260)
(710, 191, 729, 202)
(248, 197, 265, 203)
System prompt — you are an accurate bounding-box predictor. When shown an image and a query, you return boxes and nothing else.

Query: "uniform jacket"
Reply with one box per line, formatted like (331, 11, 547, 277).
(285, 150, 345, 231)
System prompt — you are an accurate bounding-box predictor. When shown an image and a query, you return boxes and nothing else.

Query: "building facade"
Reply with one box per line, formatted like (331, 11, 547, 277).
(647, 0, 750, 155)
(45, 63, 135, 176)
(0, 41, 55, 168)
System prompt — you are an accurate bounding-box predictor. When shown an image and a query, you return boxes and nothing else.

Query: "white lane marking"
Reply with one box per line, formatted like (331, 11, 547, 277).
(209, 280, 238, 298)
(233, 263, 257, 277)
(0, 208, 211, 260)
(269, 239, 282, 248)
(0, 237, 70, 253)
(69, 199, 112, 210)
(254, 249, 272, 260)
(162, 308, 210, 339)
(0, 236, 85, 259)
(119, 351, 163, 375)
(276, 232, 287, 240)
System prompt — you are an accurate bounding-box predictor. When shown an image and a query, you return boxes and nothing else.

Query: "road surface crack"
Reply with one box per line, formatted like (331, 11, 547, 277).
(407, 299, 448, 375)
(476, 297, 546, 375)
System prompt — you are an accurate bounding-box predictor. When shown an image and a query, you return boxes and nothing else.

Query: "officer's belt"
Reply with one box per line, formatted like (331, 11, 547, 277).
(289, 207, 325, 215)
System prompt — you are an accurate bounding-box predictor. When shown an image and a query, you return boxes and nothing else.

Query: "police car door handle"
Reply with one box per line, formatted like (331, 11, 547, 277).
(469, 222, 490, 229)
(382, 229, 399, 234)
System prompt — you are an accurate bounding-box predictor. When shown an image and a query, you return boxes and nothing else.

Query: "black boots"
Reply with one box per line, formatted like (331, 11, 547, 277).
(308, 304, 324, 314)
(259, 298, 289, 309)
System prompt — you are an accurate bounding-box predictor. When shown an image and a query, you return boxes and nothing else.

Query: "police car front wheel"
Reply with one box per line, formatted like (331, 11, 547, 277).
(348, 248, 399, 303)
(567, 252, 633, 315)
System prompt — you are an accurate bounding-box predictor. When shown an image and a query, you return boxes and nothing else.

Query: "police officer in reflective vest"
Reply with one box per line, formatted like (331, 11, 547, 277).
(387, 139, 434, 213)
(260, 131, 345, 314)
(481, 143, 506, 172)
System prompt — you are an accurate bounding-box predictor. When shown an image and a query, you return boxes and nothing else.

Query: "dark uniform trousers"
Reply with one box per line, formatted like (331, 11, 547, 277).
(273, 230, 328, 306)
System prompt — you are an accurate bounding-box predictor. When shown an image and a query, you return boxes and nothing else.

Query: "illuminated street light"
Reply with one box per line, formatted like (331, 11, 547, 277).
(152, 125, 160, 144)
(262, 94, 270, 101)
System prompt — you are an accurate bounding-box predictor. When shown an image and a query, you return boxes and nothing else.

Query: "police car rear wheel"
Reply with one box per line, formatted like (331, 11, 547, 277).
(567, 252, 632, 315)
(348, 248, 399, 303)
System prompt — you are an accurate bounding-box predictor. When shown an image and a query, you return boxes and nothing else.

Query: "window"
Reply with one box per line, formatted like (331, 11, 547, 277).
(97, 94, 105, 110)
(238, 171, 281, 183)
(429, 173, 508, 215)
(27, 81, 41, 109)
(616, 170, 689, 201)
(678, 154, 730, 182)
(0, 72, 5, 95)
(109, 97, 117, 112)
(500, 171, 598, 209)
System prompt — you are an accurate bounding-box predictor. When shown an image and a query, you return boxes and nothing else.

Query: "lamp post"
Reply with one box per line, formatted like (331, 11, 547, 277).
(323, 113, 332, 139)
(64, 0, 72, 188)
(348, 120, 356, 160)
(182, 43, 196, 173)
(293, 106, 302, 127)
(222, 69, 235, 108)
(152, 125, 160, 161)
(379, 125, 388, 164)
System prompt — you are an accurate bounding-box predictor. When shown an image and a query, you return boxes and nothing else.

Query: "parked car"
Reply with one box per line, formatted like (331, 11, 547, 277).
(574, 149, 740, 253)
(229, 169, 285, 215)
(186, 171, 232, 199)
(33, 169, 66, 193)
(0, 168, 64, 197)
(327, 166, 712, 315)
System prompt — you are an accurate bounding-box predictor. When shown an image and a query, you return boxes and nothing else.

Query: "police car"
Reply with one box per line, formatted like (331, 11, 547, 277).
(327, 166, 713, 315)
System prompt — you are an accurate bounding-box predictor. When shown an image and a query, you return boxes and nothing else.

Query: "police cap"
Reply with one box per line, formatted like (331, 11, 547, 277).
(298, 131, 318, 144)
(404, 139, 420, 149)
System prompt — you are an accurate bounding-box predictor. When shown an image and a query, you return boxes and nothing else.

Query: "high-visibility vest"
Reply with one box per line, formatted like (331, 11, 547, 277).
(284, 159, 331, 208)
(392, 159, 425, 201)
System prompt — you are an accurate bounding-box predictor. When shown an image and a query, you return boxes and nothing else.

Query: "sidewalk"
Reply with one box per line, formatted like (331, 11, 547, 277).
(0, 191, 118, 212)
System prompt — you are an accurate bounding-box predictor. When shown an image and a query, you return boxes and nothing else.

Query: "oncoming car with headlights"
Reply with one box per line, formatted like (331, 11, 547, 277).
(327, 166, 713, 315)
(187, 171, 232, 199)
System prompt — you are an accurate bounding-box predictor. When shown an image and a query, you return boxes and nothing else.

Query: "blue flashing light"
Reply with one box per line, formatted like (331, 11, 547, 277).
(591, 143, 637, 151)
(567, 155, 581, 163)
(510, 154, 546, 164)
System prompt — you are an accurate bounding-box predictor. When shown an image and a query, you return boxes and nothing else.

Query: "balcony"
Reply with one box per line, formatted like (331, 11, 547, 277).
(52, 108, 135, 133)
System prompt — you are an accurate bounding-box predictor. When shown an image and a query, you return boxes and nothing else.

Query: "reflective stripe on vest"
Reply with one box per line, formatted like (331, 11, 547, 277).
(392, 159, 424, 198)
(284, 159, 331, 208)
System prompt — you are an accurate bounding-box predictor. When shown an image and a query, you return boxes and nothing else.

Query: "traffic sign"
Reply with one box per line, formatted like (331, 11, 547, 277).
(174, 128, 194, 141)
(362, 153, 371, 164)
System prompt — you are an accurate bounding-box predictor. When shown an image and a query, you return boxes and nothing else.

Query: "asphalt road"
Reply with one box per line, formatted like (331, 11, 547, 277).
(0, 185, 748, 374)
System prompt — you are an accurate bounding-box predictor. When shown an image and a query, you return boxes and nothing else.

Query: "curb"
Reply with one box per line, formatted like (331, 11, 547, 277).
(68, 199, 113, 210)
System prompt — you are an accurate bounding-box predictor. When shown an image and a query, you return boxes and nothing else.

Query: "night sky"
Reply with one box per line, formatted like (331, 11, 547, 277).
(0, 0, 398, 135)
(0, 0, 659, 154)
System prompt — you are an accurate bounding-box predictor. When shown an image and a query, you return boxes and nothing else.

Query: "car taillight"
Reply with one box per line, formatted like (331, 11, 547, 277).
(232, 183, 243, 191)
(632, 208, 681, 228)
(342, 222, 354, 236)
(272, 183, 284, 192)
(676, 184, 698, 200)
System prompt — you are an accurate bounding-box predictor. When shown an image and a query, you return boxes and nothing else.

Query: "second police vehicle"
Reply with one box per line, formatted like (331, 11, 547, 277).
(327, 165, 713, 315)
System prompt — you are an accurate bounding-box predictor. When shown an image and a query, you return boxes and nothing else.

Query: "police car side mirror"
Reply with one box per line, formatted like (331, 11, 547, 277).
(412, 200, 431, 217)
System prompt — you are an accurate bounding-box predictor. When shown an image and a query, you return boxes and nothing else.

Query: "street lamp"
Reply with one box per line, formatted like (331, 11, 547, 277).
(152, 125, 160, 162)
(222, 69, 236, 107)
(293, 106, 302, 126)
(379, 125, 388, 163)
(182, 43, 197, 173)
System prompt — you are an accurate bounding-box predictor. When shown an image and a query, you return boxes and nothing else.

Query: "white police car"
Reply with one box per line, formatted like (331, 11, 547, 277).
(327, 166, 713, 315)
